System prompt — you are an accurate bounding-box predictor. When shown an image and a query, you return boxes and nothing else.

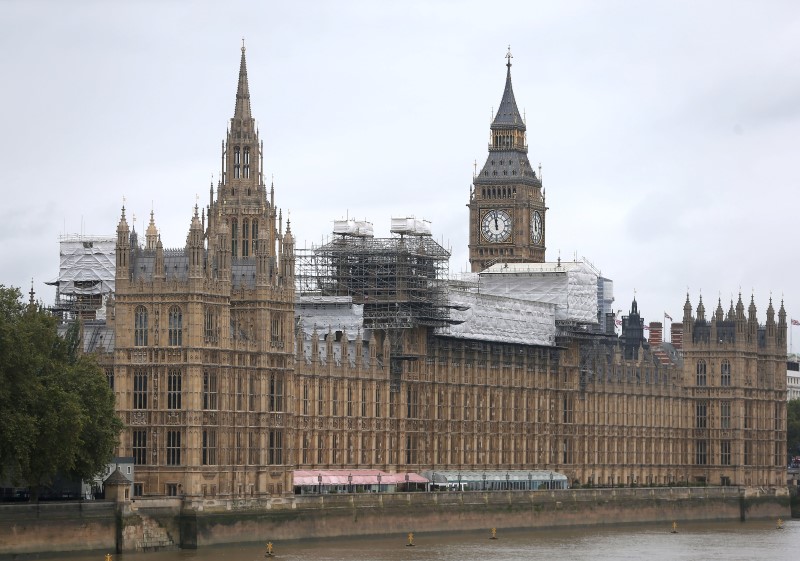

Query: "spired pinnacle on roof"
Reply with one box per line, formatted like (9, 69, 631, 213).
(234, 38, 252, 120)
(492, 46, 525, 130)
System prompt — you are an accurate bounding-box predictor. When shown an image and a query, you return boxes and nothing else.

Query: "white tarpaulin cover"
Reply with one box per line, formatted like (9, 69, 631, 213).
(55, 236, 116, 296)
(296, 295, 364, 337)
(479, 261, 598, 324)
(438, 287, 557, 346)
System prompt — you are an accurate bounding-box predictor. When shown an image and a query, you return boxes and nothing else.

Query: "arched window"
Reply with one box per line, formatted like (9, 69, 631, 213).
(168, 306, 182, 346)
(167, 369, 182, 410)
(133, 369, 148, 409)
(134, 306, 148, 346)
(696, 360, 707, 386)
(251, 220, 258, 254)
(269, 373, 284, 412)
(233, 146, 241, 179)
(721, 360, 731, 387)
(242, 219, 250, 257)
(231, 218, 238, 256)
(243, 147, 250, 178)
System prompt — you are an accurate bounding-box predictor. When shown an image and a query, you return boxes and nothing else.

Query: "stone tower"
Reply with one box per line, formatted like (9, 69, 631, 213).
(112, 45, 296, 499)
(468, 50, 547, 272)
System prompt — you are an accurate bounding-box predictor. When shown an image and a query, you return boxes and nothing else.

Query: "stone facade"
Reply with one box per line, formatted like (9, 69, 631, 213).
(95, 47, 786, 500)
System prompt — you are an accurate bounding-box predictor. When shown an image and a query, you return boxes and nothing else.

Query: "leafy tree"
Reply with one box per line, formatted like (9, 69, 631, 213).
(789, 399, 800, 460)
(0, 286, 123, 499)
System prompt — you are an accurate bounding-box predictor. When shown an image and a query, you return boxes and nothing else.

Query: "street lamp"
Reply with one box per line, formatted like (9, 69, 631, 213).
(348, 472, 353, 494)
(317, 473, 322, 495)
(405, 472, 409, 492)
(377, 473, 382, 493)
(482, 472, 487, 491)
(549, 472, 554, 490)
(457, 471, 462, 492)
(527, 472, 532, 491)
(505, 471, 510, 491)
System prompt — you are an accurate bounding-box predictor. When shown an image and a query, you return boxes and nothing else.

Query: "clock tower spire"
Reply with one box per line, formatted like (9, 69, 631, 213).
(468, 49, 547, 272)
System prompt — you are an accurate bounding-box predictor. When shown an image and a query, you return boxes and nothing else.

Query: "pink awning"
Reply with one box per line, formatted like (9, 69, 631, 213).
(293, 470, 428, 486)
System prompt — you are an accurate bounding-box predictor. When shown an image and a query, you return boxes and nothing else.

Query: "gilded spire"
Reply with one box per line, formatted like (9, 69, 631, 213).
(234, 40, 252, 120)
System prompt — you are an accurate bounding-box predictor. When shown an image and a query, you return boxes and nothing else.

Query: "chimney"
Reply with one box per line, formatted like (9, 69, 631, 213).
(671, 323, 683, 350)
(649, 322, 663, 345)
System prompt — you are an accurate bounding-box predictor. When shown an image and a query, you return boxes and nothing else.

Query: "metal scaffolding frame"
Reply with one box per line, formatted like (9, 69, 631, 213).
(295, 233, 452, 331)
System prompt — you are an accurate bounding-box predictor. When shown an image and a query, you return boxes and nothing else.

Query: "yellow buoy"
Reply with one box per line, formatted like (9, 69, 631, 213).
(105, 555, 112, 561)
(671, 521, 678, 534)
(490, 527, 497, 540)
(777, 518, 784, 530)
(265, 541, 275, 557)
(406, 532, 415, 547)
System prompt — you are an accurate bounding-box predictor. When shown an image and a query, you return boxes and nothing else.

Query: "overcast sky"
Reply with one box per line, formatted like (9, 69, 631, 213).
(2, 0, 799, 343)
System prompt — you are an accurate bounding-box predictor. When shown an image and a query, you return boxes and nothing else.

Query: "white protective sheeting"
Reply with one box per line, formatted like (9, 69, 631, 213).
(479, 261, 598, 324)
(296, 295, 364, 337)
(56, 236, 116, 296)
(390, 217, 432, 236)
(438, 287, 557, 346)
(332, 219, 374, 237)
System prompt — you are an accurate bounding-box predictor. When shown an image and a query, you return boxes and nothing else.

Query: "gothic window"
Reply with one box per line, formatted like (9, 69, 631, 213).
(695, 401, 708, 428)
(375, 385, 381, 417)
(105, 368, 114, 391)
(721, 360, 731, 386)
(302, 382, 309, 415)
(332, 383, 338, 416)
(202, 429, 217, 465)
(167, 369, 182, 410)
(271, 315, 281, 345)
(406, 386, 418, 419)
(166, 430, 181, 466)
(249, 374, 257, 411)
(231, 218, 238, 256)
(204, 307, 217, 343)
(269, 373, 283, 412)
(695, 439, 708, 465)
(242, 219, 250, 257)
(133, 370, 148, 409)
(347, 383, 353, 417)
(248, 431, 259, 464)
(236, 374, 244, 410)
(132, 429, 147, 465)
(720, 400, 731, 429)
(251, 220, 258, 254)
(203, 370, 218, 410)
(317, 434, 324, 464)
(243, 147, 250, 178)
(134, 306, 148, 346)
(720, 440, 731, 466)
(268, 430, 283, 465)
(233, 146, 240, 178)
(168, 306, 182, 346)
(696, 360, 707, 386)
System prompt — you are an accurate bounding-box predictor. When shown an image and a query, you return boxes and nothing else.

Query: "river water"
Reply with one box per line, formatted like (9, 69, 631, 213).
(61, 519, 798, 561)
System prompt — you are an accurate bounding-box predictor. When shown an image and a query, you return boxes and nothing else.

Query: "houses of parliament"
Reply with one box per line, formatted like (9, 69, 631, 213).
(72, 46, 787, 500)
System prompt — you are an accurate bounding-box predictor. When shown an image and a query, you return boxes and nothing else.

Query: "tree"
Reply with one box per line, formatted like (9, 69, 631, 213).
(788, 399, 800, 460)
(0, 286, 123, 499)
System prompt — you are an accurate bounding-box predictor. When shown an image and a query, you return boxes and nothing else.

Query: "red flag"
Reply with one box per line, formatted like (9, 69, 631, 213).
(792, 319, 800, 326)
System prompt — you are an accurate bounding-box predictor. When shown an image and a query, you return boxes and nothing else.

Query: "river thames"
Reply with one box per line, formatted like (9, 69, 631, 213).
(54, 519, 798, 561)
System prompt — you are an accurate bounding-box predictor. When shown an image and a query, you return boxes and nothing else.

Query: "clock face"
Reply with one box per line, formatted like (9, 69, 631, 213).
(531, 210, 543, 244)
(481, 209, 512, 243)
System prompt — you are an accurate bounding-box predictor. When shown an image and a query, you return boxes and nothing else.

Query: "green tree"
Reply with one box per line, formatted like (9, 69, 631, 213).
(0, 286, 123, 499)
(789, 399, 800, 460)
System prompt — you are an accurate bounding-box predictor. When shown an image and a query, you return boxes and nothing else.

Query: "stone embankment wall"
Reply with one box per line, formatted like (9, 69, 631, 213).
(0, 487, 790, 557)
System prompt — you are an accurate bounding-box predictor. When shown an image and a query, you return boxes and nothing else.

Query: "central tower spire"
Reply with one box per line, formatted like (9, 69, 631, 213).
(234, 40, 252, 121)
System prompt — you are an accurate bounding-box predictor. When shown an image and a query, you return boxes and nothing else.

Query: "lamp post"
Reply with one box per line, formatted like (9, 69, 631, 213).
(377, 473, 382, 493)
(482, 472, 487, 491)
(505, 471, 510, 491)
(317, 473, 322, 495)
(348, 472, 353, 494)
(431, 470, 436, 493)
(549, 472, 554, 490)
(405, 472, 409, 492)
(458, 471, 462, 492)
(527, 471, 532, 491)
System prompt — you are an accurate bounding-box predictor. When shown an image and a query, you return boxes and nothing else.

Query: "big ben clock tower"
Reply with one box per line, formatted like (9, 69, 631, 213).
(468, 50, 547, 272)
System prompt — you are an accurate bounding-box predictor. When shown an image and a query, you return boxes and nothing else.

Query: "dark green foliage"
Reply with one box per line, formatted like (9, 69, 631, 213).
(0, 285, 123, 496)
(788, 399, 800, 458)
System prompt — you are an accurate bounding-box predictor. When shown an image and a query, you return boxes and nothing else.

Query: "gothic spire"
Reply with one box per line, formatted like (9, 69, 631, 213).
(234, 41, 252, 121)
(492, 46, 525, 130)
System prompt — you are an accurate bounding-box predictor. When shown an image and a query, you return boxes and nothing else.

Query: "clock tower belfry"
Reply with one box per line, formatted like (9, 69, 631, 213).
(468, 50, 547, 272)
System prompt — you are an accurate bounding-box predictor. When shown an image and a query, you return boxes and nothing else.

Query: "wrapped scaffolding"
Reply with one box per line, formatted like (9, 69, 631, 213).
(479, 260, 599, 324)
(295, 229, 452, 330)
(48, 235, 116, 321)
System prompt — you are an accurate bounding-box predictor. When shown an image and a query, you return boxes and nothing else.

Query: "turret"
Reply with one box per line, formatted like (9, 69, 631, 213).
(280, 219, 295, 286)
(748, 295, 758, 340)
(778, 299, 788, 348)
(154, 235, 165, 279)
(115, 206, 131, 281)
(187, 205, 205, 279)
(145, 210, 159, 250)
(765, 297, 776, 344)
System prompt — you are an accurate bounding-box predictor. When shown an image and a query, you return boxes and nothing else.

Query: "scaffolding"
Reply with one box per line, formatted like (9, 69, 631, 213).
(295, 229, 452, 331)
(47, 235, 116, 321)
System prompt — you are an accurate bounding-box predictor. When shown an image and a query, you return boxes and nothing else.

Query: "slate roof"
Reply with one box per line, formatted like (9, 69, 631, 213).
(492, 63, 525, 130)
(475, 149, 539, 186)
